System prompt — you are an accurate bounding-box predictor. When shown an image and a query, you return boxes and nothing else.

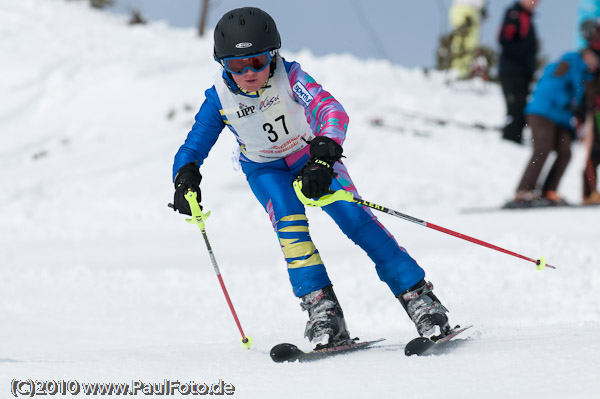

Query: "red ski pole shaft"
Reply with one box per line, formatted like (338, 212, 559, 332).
(200, 228, 250, 343)
(216, 274, 247, 341)
(352, 197, 556, 270)
(292, 181, 556, 270)
(293, 179, 556, 270)
(180, 191, 253, 348)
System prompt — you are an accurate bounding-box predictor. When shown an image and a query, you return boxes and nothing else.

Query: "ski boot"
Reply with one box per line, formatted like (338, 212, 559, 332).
(397, 280, 451, 338)
(300, 285, 352, 349)
(583, 190, 600, 205)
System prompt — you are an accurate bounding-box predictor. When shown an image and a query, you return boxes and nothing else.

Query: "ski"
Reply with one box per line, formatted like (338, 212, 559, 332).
(270, 338, 386, 363)
(271, 325, 473, 362)
(461, 201, 600, 214)
(370, 113, 501, 133)
(404, 325, 472, 356)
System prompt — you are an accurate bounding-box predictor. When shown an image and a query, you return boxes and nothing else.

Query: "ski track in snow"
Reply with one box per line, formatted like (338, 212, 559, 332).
(1, 1, 598, 398)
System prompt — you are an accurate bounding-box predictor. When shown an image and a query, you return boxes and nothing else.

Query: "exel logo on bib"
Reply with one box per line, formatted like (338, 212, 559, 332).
(293, 81, 314, 106)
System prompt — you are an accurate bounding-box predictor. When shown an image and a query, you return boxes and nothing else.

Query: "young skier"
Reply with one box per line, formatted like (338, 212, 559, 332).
(171, 7, 452, 348)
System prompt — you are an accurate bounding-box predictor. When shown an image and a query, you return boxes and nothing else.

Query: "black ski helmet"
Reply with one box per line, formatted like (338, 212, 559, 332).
(213, 7, 281, 60)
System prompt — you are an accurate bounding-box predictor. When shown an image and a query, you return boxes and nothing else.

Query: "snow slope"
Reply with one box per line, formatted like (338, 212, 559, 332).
(1, 1, 598, 398)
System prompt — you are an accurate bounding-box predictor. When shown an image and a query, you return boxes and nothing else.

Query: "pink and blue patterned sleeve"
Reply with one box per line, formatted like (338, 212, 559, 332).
(284, 59, 348, 146)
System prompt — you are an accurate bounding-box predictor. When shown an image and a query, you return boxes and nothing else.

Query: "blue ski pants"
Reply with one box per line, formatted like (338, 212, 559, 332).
(241, 150, 425, 298)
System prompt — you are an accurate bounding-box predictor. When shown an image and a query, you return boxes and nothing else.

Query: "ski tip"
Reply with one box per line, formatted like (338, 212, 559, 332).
(270, 343, 303, 363)
(404, 337, 433, 356)
(405, 325, 473, 356)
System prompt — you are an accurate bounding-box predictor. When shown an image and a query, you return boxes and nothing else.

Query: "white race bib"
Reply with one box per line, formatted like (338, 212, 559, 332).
(215, 58, 314, 162)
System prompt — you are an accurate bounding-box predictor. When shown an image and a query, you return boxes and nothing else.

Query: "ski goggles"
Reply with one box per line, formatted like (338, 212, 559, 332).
(221, 50, 273, 75)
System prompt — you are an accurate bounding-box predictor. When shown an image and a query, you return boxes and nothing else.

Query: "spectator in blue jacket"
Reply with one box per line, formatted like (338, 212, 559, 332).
(505, 49, 599, 208)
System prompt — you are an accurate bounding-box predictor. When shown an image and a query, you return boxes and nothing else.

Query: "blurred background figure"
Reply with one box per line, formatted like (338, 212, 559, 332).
(505, 48, 599, 208)
(448, 0, 488, 79)
(575, 0, 600, 50)
(498, 0, 540, 145)
(581, 96, 600, 204)
(580, 18, 600, 204)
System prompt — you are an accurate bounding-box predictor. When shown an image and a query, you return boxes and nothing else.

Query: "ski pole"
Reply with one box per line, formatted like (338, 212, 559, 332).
(292, 180, 556, 270)
(174, 190, 253, 348)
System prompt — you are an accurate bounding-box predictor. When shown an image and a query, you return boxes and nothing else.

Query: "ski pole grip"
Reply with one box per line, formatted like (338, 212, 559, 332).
(292, 180, 355, 207)
(184, 190, 210, 228)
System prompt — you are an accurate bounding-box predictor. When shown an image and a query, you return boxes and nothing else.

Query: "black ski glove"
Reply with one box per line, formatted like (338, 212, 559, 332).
(298, 136, 343, 198)
(173, 161, 202, 215)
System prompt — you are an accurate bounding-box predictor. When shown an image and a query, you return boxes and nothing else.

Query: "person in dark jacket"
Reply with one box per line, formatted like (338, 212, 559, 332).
(505, 49, 599, 208)
(498, 0, 539, 144)
(581, 85, 600, 204)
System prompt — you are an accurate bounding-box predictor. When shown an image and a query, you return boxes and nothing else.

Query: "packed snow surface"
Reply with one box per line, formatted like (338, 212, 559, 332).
(1, 1, 598, 398)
